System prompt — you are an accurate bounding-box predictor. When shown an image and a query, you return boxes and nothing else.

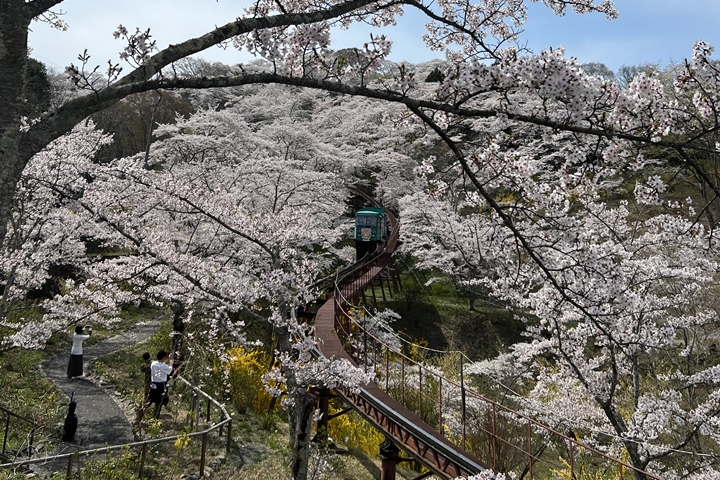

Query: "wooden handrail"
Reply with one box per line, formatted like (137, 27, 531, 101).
(0, 375, 232, 479)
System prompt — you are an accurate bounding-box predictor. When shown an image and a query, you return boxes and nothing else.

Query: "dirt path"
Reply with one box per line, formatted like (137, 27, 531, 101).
(32, 317, 164, 475)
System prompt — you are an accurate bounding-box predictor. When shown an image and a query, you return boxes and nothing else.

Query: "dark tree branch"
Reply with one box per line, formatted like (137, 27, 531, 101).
(25, 0, 65, 19)
(115, 0, 391, 86)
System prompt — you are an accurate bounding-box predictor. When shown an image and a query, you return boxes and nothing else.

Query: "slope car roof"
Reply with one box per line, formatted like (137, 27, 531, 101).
(356, 206, 385, 216)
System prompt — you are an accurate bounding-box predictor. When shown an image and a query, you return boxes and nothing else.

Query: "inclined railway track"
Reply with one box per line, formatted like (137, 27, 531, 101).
(312, 191, 662, 480)
(313, 199, 487, 479)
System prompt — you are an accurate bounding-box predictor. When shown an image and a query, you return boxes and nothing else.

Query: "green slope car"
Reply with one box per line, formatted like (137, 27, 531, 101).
(354, 206, 389, 260)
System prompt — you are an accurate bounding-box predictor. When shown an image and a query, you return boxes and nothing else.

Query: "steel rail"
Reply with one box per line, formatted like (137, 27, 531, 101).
(318, 190, 662, 480)
(334, 295, 665, 480)
(313, 193, 490, 478)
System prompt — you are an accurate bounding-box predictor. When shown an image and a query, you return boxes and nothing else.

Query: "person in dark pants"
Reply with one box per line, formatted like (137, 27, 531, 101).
(140, 352, 152, 403)
(148, 350, 174, 418)
(67, 325, 91, 379)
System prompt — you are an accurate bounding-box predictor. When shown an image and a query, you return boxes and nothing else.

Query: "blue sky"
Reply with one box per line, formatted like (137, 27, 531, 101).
(29, 0, 720, 75)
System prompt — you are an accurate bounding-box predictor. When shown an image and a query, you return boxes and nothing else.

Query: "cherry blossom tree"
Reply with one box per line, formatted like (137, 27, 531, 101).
(2, 76, 429, 474)
(4, 105, 376, 477)
(0, 121, 119, 349)
(1, 0, 618, 250)
(8, 0, 720, 478)
(398, 45, 720, 478)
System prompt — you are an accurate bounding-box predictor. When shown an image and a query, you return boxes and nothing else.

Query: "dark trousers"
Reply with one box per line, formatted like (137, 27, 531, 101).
(149, 381, 167, 404)
(67, 354, 83, 378)
(149, 381, 168, 418)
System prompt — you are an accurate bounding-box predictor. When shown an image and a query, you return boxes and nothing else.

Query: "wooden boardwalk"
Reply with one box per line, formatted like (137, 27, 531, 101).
(313, 201, 486, 479)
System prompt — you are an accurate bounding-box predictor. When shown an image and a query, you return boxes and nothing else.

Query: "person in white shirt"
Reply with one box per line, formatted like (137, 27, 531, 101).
(67, 325, 91, 379)
(148, 349, 174, 418)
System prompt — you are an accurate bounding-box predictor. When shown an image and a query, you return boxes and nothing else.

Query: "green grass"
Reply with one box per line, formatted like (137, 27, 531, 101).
(87, 313, 429, 480)
(0, 348, 65, 457)
(0, 302, 167, 464)
(0, 269, 516, 479)
(375, 271, 522, 361)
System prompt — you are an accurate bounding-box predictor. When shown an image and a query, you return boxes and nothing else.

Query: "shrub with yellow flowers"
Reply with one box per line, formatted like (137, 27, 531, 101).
(223, 346, 275, 414)
(326, 403, 384, 456)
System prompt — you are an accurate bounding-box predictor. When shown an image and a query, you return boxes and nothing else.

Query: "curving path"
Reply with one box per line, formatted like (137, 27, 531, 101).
(33, 317, 163, 474)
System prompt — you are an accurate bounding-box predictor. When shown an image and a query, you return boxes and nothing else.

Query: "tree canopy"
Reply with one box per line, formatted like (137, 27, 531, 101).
(6, 0, 720, 478)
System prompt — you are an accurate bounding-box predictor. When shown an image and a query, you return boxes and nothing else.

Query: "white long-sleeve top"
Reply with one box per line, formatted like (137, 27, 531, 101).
(70, 333, 91, 355)
(150, 360, 173, 382)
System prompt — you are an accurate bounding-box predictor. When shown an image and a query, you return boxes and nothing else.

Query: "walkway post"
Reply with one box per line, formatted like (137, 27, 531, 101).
(194, 393, 201, 431)
(28, 427, 34, 458)
(199, 431, 208, 477)
(226, 419, 232, 453)
(379, 437, 401, 480)
(527, 420, 533, 479)
(2, 414, 8, 455)
(419, 365, 423, 420)
(139, 443, 147, 478)
(492, 403, 498, 471)
(65, 453, 73, 480)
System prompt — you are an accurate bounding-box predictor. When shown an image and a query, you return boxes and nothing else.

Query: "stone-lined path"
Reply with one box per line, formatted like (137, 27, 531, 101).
(32, 317, 163, 475)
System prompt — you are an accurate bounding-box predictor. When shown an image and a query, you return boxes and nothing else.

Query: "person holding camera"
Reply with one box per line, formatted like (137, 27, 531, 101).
(67, 325, 92, 379)
(149, 349, 174, 418)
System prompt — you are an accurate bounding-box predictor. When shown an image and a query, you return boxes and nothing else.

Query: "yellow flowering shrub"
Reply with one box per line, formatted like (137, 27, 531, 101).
(326, 404, 384, 456)
(224, 346, 274, 414)
(174, 432, 191, 454)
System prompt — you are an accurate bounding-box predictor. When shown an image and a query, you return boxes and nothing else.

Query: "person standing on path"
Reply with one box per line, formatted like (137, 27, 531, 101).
(67, 325, 91, 379)
(149, 350, 174, 418)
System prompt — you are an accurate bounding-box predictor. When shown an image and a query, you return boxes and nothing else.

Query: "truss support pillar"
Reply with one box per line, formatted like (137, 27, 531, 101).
(380, 437, 402, 480)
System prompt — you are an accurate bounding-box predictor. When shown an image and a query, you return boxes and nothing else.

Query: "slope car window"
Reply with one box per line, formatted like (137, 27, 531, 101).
(357, 215, 378, 227)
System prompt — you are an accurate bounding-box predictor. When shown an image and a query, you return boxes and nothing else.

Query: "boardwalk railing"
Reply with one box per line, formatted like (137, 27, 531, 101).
(0, 376, 231, 479)
(333, 273, 663, 480)
(326, 194, 661, 479)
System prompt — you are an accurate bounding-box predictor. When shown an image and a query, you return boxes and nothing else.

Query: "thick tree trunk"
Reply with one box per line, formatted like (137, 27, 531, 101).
(289, 386, 316, 480)
(0, 1, 31, 247)
(277, 326, 315, 480)
(170, 301, 186, 372)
